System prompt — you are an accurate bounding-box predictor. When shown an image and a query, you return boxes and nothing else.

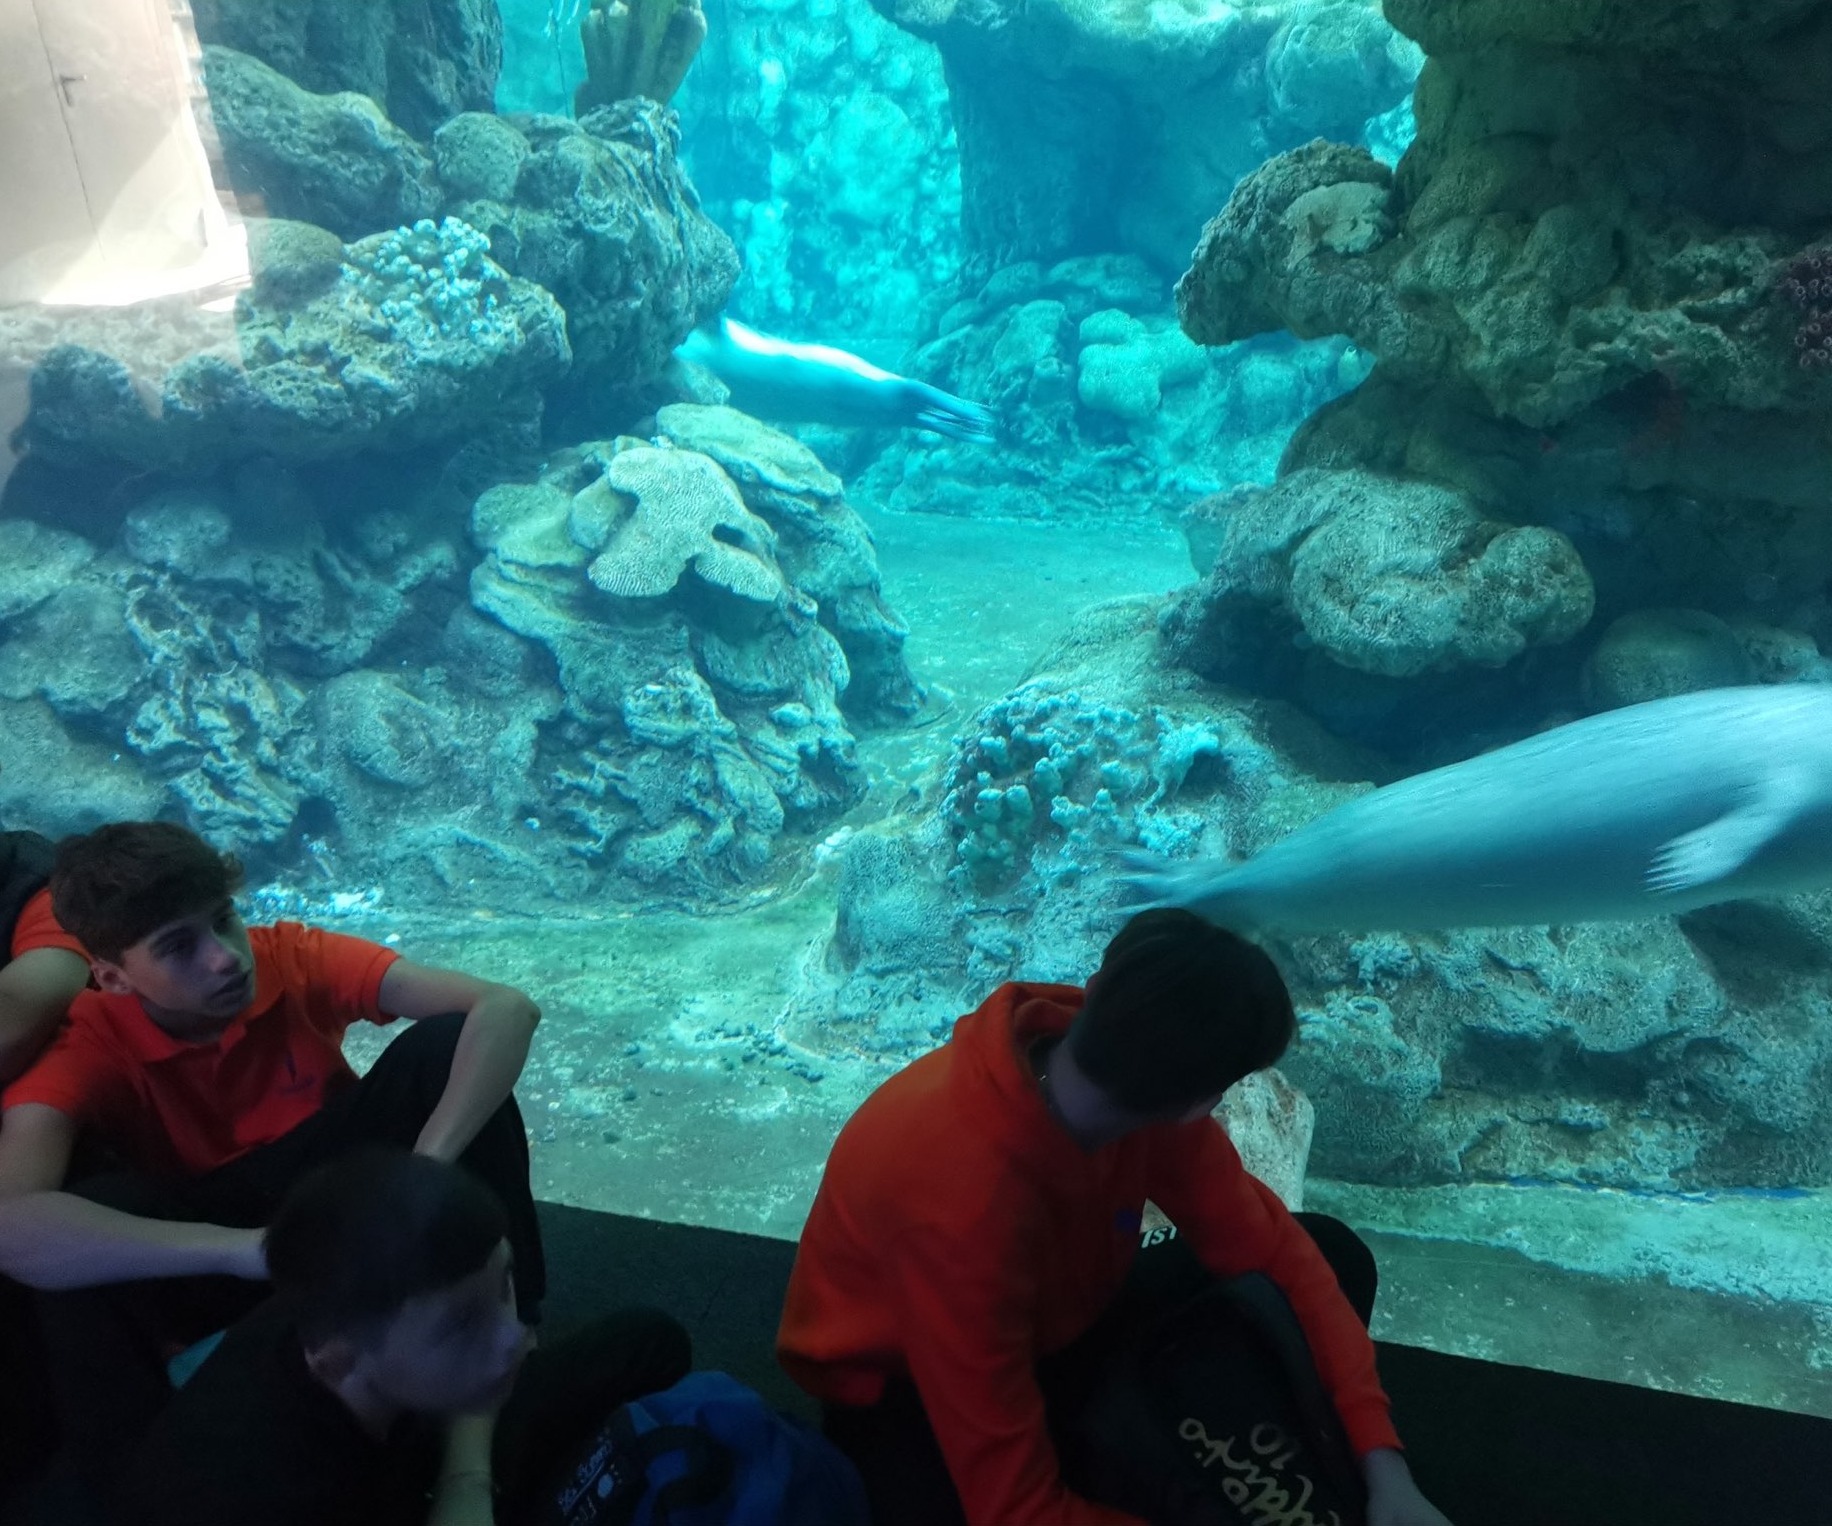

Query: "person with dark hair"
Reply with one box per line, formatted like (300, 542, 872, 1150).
(777, 908, 1453, 1526)
(0, 820, 548, 1495)
(119, 1149, 691, 1526)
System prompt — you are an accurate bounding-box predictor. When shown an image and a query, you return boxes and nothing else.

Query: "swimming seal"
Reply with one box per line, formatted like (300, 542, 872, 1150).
(1126, 685, 1832, 933)
(676, 317, 996, 442)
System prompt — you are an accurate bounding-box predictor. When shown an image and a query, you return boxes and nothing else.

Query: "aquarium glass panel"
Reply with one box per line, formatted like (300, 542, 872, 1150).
(3, 0, 1826, 1428)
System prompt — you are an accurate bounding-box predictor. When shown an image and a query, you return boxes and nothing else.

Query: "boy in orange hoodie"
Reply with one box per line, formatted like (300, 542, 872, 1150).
(778, 908, 1452, 1526)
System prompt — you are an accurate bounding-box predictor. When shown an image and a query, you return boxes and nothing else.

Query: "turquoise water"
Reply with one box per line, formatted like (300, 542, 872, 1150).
(5, 0, 1831, 1422)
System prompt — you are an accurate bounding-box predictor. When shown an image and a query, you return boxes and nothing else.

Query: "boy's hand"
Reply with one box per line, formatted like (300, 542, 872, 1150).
(222, 1226, 269, 1281)
(1364, 1448, 1454, 1526)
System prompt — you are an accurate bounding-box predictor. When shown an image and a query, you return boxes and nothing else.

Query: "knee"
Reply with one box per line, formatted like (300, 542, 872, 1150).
(374, 1012, 466, 1073)
(633, 1307, 692, 1378)
(1294, 1212, 1378, 1323)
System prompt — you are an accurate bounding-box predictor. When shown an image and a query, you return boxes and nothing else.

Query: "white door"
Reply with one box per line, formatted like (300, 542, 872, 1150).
(0, 0, 97, 303)
(1, 0, 235, 305)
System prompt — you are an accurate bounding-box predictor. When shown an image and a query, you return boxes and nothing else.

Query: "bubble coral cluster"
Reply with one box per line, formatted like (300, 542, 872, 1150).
(347, 217, 509, 346)
(1778, 246, 1832, 368)
(943, 689, 1167, 889)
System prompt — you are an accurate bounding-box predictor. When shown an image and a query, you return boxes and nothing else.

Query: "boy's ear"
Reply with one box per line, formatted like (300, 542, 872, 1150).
(90, 959, 135, 995)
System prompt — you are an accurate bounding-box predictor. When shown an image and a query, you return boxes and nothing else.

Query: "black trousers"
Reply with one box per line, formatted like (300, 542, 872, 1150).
(821, 1212, 1378, 1526)
(0, 1274, 55, 1506)
(37, 1013, 545, 1488)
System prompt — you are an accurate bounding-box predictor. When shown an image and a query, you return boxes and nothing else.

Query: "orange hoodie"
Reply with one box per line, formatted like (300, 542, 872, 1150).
(777, 981, 1401, 1526)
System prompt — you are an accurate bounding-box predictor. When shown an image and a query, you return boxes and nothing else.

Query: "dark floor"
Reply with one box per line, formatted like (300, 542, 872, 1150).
(8, 1201, 1832, 1525)
(539, 1205, 1832, 1526)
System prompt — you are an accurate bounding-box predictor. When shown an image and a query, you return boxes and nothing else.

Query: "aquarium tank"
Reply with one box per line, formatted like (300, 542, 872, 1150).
(3, 0, 1830, 1425)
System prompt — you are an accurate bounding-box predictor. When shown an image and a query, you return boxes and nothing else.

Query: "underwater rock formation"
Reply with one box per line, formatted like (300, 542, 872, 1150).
(1265, 1, 1416, 144)
(466, 408, 917, 889)
(1217, 1069, 1315, 1211)
(4, 217, 569, 474)
(657, 0, 1412, 529)
(443, 103, 741, 425)
(1075, 311, 1208, 423)
(433, 112, 533, 202)
(803, 598, 1368, 1047)
(652, 405, 923, 722)
(202, 46, 444, 241)
(624, 0, 1413, 370)
(10, 81, 734, 475)
(845, 255, 1362, 520)
(202, 51, 742, 399)
(858, 0, 1417, 278)
(204, 44, 739, 405)
(192, 0, 503, 139)
(1580, 608, 1753, 712)
(1172, 0, 1832, 723)
(1161, 467, 1594, 686)
(802, 600, 1832, 1193)
(0, 405, 912, 902)
(0, 490, 459, 862)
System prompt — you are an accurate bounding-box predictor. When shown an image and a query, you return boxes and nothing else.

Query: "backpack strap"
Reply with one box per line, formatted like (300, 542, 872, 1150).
(1211, 1273, 1368, 1510)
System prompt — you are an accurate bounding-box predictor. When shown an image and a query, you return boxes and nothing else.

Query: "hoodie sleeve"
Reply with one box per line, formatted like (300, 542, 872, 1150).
(1147, 1119, 1401, 1457)
(890, 1216, 1149, 1526)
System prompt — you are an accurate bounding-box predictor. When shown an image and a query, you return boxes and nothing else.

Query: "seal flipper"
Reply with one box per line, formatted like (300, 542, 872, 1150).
(1120, 850, 1254, 924)
(1118, 849, 1184, 909)
(1646, 769, 1816, 895)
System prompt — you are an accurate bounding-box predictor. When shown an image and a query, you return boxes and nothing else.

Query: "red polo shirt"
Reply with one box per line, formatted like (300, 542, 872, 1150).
(10, 887, 85, 960)
(778, 982, 1400, 1526)
(0, 921, 399, 1177)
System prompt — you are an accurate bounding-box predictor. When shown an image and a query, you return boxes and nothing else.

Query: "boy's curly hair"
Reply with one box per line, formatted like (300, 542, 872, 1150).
(51, 822, 244, 963)
(266, 1148, 509, 1345)
(1068, 908, 1296, 1114)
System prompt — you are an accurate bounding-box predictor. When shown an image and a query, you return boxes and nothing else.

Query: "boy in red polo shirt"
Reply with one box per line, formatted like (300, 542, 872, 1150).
(0, 821, 548, 1495)
(778, 909, 1454, 1526)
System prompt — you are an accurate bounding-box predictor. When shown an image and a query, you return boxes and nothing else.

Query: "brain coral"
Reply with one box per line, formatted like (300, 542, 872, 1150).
(588, 447, 786, 604)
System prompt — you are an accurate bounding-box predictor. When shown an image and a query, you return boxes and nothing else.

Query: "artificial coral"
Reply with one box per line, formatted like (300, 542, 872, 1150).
(575, 0, 707, 112)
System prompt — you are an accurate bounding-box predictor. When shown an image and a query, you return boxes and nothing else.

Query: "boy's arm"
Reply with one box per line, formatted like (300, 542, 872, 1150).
(377, 960, 541, 1165)
(1148, 1120, 1399, 1457)
(0, 1103, 266, 1289)
(426, 1413, 498, 1526)
(892, 1224, 1145, 1526)
(0, 948, 91, 1087)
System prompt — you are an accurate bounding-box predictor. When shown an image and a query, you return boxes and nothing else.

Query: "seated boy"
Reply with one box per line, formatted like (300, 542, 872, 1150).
(777, 908, 1454, 1526)
(0, 821, 548, 1488)
(120, 1148, 690, 1526)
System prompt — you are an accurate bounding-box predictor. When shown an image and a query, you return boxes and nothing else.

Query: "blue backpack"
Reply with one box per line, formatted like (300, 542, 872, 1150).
(535, 1371, 869, 1526)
